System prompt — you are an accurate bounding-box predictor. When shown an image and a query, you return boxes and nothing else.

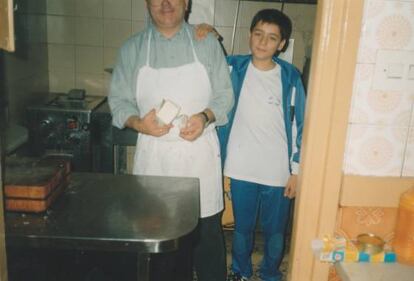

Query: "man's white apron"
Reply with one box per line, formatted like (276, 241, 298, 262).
(133, 28, 223, 218)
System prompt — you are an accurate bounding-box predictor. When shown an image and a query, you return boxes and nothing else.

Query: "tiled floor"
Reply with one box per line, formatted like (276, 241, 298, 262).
(7, 229, 290, 281)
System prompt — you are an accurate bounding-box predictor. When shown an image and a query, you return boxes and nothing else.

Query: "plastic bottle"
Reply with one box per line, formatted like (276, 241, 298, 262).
(393, 187, 414, 265)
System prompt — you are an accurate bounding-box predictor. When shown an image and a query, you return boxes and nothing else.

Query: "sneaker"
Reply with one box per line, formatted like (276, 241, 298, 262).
(227, 271, 249, 281)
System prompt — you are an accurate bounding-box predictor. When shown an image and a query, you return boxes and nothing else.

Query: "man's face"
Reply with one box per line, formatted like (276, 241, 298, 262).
(249, 21, 286, 62)
(147, 0, 188, 31)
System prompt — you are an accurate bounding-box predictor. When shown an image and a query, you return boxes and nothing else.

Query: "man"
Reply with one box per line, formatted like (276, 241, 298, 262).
(108, 0, 234, 280)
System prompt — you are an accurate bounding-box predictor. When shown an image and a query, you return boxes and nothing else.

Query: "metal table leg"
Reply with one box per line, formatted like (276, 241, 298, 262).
(137, 253, 151, 281)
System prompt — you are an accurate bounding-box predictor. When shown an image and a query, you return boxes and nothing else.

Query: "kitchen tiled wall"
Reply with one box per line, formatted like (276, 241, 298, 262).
(46, 0, 147, 96)
(344, 0, 414, 177)
(1, 0, 49, 124)
(46, 0, 316, 97)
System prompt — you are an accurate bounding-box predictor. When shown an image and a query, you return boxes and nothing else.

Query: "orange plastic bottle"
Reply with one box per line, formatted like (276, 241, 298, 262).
(393, 187, 414, 265)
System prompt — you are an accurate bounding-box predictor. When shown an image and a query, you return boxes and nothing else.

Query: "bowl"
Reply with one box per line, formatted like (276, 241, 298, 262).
(356, 233, 385, 255)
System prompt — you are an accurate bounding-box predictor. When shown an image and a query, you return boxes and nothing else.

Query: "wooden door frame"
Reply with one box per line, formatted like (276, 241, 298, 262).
(288, 0, 364, 280)
(0, 0, 15, 52)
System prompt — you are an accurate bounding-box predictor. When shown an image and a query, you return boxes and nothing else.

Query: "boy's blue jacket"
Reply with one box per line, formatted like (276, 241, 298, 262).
(217, 55, 307, 173)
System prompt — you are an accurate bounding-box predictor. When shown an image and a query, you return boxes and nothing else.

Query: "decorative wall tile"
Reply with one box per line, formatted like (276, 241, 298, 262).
(402, 125, 414, 176)
(346, 0, 414, 176)
(361, 0, 414, 52)
(344, 124, 407, 176)
(336, 206, 398, 243)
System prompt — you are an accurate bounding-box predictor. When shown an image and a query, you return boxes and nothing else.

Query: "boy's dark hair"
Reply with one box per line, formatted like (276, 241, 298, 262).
(250, 9, 292, 53)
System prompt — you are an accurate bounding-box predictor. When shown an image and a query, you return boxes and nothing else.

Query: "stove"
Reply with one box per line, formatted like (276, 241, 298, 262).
(26, 93, 112, 172)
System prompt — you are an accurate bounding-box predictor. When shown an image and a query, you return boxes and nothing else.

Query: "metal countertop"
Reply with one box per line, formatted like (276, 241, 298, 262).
(5, 173, 200, 254)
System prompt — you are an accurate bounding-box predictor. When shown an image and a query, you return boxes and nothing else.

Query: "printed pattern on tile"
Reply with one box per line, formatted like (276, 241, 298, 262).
(345, 0, 414, 176)
(336, 206, 398, 245)
(344, 125, 406, 176)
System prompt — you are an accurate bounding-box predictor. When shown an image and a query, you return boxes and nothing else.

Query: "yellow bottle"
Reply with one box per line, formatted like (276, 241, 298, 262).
(393, 187, 414, 265)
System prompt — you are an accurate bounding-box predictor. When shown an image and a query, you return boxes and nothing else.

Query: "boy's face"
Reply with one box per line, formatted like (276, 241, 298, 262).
(249, 21, 286, 62)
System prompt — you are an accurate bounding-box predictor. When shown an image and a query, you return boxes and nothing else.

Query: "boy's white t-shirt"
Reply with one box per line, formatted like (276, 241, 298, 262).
(224, 62, 290, 187)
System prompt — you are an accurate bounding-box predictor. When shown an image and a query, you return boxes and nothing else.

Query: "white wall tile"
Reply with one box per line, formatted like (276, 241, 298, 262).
(132, 21, 146, 34)
(214, 0, 238, 27)
(75, 18, 104, 46)
(234, 27, 250, 55)
(238, 1, 281, 28)
(46, 0, 75, 16)
(215, 26, 235, 55)
(27, 15, 47, 43)
(188, 0, 215, 25)
(104, 0, 132, 20)
(104, 47, 118, 70)
(47, 16, 75, 44)
(75, 0, 103, 18)
(132, 0, 147, 21)
(19, 0, 47, 14)
(75, 46, 104, 74)
(103, 20, 132, 48)
(75, 73, 106, 96)
(48, 44, 75, 71)
(49, 69, 76, 93)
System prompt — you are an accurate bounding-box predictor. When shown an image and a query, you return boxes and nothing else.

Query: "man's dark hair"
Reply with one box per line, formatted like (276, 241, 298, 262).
(250, 9, 292, 52)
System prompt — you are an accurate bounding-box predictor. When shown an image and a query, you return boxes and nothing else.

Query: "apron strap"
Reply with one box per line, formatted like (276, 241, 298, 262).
(146, 30, 152, 66)
(184, 27, 200, 64)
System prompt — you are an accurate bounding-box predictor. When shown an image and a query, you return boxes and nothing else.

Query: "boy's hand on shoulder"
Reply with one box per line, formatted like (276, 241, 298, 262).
(194, 23, 221, 41)
(284, 175, 297, 199)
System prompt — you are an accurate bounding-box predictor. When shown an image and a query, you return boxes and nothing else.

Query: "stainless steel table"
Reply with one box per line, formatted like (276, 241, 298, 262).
(335, 262, 414, 281)
(5, 173, 200, 281)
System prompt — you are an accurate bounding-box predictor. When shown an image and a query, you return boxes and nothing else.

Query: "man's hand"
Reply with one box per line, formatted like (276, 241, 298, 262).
(126, 109, 172, 137)
(194, 23, 220, 41)
(179, 113, 206, 141)
(284, 175, 297, 199)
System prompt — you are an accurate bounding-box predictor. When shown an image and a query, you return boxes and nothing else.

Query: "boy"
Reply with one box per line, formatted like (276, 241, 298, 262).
(216, 9, 306, 281)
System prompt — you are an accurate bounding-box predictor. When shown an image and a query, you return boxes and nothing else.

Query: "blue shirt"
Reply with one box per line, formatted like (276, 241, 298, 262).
(109, 22, 234, 128)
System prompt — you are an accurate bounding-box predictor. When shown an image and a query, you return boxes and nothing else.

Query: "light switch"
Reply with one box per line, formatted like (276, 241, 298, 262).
(408, 65, 414, 80)
(373, 50, 414, 91)
(387, 63, 404, 78)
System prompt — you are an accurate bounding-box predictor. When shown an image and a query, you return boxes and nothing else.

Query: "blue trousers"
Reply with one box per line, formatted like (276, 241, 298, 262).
(230, 178, 292, 281)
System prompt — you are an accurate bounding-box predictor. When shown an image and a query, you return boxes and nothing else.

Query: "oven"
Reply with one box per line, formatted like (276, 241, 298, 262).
(26, 93, 113, 172)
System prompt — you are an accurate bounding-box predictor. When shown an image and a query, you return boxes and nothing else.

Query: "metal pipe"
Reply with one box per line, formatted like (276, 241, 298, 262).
(230, 0, 241, 55)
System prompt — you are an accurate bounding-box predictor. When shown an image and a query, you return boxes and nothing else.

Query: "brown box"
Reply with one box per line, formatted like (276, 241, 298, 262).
(4, 157, 70, 212)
